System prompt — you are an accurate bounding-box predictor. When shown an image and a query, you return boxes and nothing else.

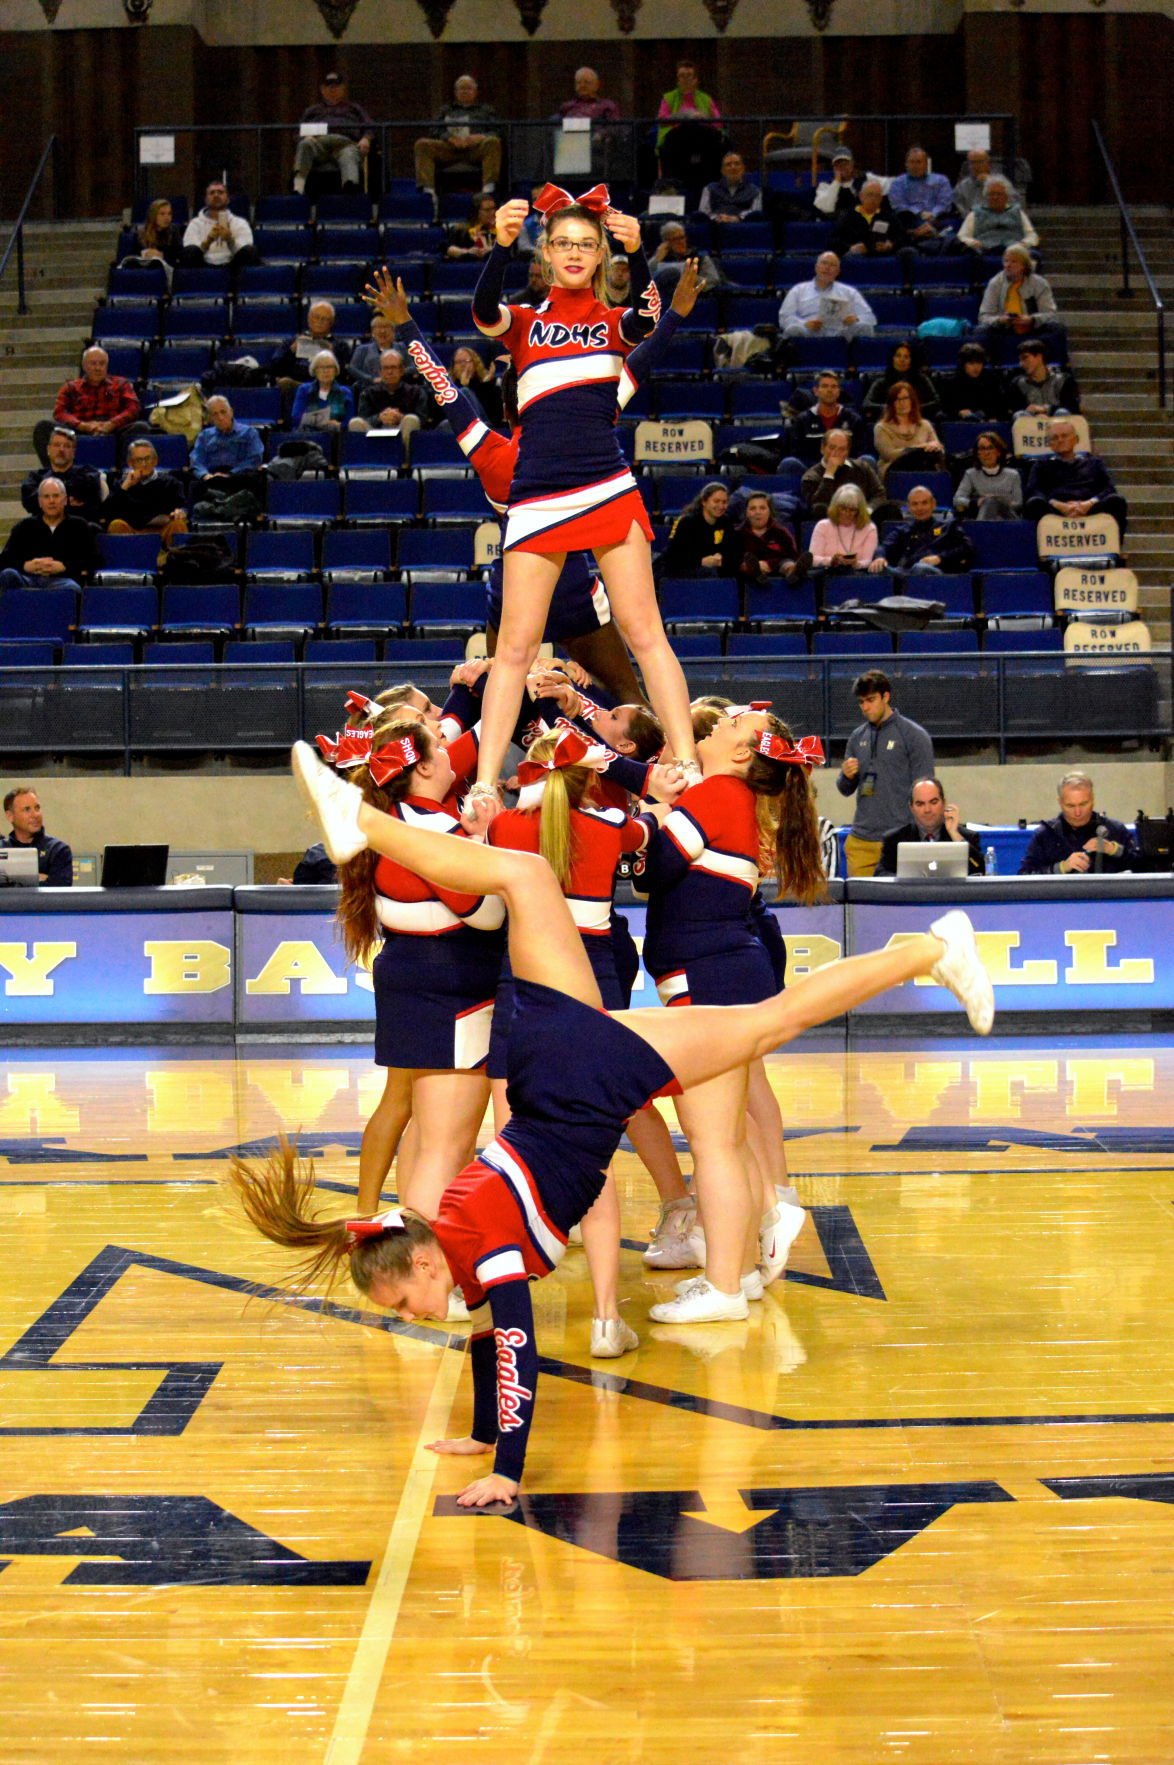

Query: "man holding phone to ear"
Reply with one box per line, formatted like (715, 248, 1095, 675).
(837, 669, 935, 877)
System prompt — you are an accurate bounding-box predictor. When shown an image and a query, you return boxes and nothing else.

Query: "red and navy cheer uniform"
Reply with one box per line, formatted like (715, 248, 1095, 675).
(638, 775, 777, 1007)
(473, 243, 659, 553)
(483, 800, 650, 1077)
(370, 798, 505, 1070)
(432, 979, 680, 1482)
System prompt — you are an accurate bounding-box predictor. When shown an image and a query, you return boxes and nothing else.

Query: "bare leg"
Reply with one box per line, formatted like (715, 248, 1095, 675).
(563, 622, 646, 707)
(594, 524, 696, 766)
(396, 1114, 418, 1200)
(747, 1057, 787, 1204)
(475, 550, 564, 790)
(579, 1169, 622, 1320)
(626, 1103, 688, 1205)
(397, 1068, 489, 1216)
(356, 1066, 412, 1213)
(674, 1067, 751, 1296)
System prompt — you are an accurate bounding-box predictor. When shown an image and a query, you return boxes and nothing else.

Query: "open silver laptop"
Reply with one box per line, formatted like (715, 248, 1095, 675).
(895, 841, 970, 881)
(0, 847, 40, 886)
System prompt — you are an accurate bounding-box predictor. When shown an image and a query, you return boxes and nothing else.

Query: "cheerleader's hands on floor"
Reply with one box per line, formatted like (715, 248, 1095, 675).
(456, 1473, 520, 1510)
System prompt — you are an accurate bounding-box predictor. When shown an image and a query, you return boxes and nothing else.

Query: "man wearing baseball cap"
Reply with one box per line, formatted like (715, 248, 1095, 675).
(813, 145, 864, 219)
(294, 72, 373, 195)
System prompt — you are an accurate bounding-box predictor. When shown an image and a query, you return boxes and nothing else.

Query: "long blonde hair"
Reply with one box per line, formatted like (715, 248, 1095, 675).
(336, 709, 435, 966)
(538, 203, 612, 303)
(522, 729, 596, 888)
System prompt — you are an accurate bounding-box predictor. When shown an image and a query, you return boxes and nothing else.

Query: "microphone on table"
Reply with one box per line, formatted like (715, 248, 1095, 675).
(1093, 823, 1108, 873)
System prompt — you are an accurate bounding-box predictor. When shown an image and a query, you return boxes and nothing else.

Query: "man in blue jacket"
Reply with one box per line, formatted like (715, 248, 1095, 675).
(2, 786, 73, 886)
(1019, 771, 1138, 874)
(869, 485, 974, 575)
(1025, 418, 1128, 539)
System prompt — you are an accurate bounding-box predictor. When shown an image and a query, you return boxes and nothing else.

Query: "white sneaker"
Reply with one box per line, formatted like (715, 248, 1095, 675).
(673, 1269, 763, 1302)
(590, 1316, 639, 1358)
(930, 908, 995, 1035)
(446, 1288, 471, 1323)
(649, 1277, 748, 1324)
(643, 1198, 705, 1269)
(291, 740, 367, 864)
(758, 1199, 806, 1286)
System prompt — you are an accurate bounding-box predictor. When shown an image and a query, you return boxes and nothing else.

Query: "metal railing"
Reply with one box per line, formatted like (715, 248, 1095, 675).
(1091, 120, 1166, 410)
(0, 137, 61, 317)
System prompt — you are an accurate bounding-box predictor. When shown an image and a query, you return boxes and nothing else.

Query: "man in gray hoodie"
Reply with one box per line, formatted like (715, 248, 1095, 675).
(836, 669, 935, 876)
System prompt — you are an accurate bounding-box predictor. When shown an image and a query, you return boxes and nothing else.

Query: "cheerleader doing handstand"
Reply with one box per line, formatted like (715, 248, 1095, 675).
(226, 741, 994, 1509)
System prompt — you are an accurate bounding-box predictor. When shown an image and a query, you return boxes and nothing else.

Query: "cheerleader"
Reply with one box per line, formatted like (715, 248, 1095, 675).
(227, 740, 993, 1509)
(466, 183, 698, 808)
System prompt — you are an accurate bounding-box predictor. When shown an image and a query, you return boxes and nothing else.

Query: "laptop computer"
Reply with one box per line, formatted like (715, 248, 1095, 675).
(101, 844, 170, 888)
(895, 841, 970, 881)
(0, 847, 40, 887)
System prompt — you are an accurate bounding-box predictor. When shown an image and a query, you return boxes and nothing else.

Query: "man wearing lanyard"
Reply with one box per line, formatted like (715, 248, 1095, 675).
(836, 670, 935, 877)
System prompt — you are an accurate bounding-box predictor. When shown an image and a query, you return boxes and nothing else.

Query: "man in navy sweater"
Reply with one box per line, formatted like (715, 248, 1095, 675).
(1025, 418, 1128, 539)
(1019, 771, 1138, 874)
(869, 485, 974, 575)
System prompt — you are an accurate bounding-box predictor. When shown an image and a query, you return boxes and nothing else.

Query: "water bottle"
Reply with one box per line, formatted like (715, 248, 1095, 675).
(984, 845, 997, 876)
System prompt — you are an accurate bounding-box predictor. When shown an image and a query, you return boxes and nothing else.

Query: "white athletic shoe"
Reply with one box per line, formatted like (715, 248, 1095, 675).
(445, 1288, 471, 1323)
(649, 1277, 749, 1324)
(291, 741, 367, 864)
(929, 908, 995, 1035)
(673, 1269, 763, 1302)
(590, 1316, 639, 1358)
(758, 1199, 807, 1286)
(643, 1198, 705, 1269)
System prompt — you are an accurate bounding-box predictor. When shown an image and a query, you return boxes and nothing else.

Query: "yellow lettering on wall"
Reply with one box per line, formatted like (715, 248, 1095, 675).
(1064, 929, 1154, 986)
(143, 941, 231, 995)
(1064, 1058, 1154, 1119)
(971, 931, 1058, 987)
(782, 933, 842, 979)
(245, 941, 348, 996)
(0, 1073, 80, 1136)
(0, 942, 77, 997)
(971, 1060, 1058, 1121)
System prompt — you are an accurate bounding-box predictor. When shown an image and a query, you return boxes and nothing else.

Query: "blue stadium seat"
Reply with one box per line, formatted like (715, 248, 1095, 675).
(782, 222, 836, 254)
(142, 640, 216, 665)
(162, 304, 228, 341)
(730, 383, 787, 420)
(672, 296, 719, 334)
(408, 431, 471, 478)
(981, 571, 1054, 621)
(235, 264, 299, 303)
(265, 479, 343, 526)
(0, 640, 62, 666)
(62, 641, 134, 666)
(911, 257, 974, 287)
(316, 193, 375, 224)
(160, 584, 240, 639)
(244, 531, 317, 581)
(78, 586, 158, 639)
(920, 334, 974, 371)
(787, 336, 849, 374)
(654, 381, 726, 421)
(920, 293, 979, 326)
(836, 256, 902, 287)
(385, 636, 464, 662)
(150, 433, 190, 472)
(170, 266, 231, 303)
(668, 633, 726, 659)
(325, 584, 408, 636)
(242, 584, 323, 640)
(964, 521, 1037, 570)
(220, 386, 282, 428)
(922, 574, 976, 618)
(868, 294, 919, 331)
(655, 476, 710, 518)
(300, 263, 368, 302)
(719, 294, 777, 330)
(92, 306, 159, 345)
(344, 478, 417, 523)
(886, 470, 954, 508)
(715, 252, 771, 290)
(107, 265, 168, 300)
(339, 430, 406, 479)
(745, 581, 817, 625)
(659, 577, 740, 633)
(812, 629, 893, 655)
(377, 187, 435, 225)
(316, 225, 379, 259)
(727, 631, 809, 657)
(321, 529, 394, 581)
(95, 534, 160, 583)
(147, 343, 215, 384)
(898, 629, 980, 653)
(409, 583, 486, 632)
(651, 334, 710, 378)
(421, 479, 491, 524)
(73, 436, 118, 470)
(233, 299, 299, 337)
(304, 636, 379, 662)
(984, 627, 1063, 652)
(430, 261, 483, 294)
(223, 639, 298, 664)
(253, 195, 313, 230)
(251, 226, 315, 262)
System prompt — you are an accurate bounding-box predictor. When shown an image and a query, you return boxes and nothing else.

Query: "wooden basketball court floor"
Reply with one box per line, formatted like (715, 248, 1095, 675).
(2, 1032, 1173, 1764)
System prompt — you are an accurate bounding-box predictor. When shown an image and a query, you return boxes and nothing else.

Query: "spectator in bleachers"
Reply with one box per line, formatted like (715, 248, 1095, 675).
(347, 347, 428, 440)
(292, 71, 373, 195)
(179, 180, 261, 276)
(2, 787, 72, 887)
(652, 221, 722, 297)
(810, 484, 879, 571)
(813, 146, 864, 220)
(1019, 770, 1139, 874)
(787, 370, 870, 464)
(273, 300, 352, 417)
(102, 439, 188, 537)
(938, 341, 1010, 421)
(1024, 418, 1128, 539)
(873, 382, 946, 480)
(800, 429, 897, 523)
(190, 395, 265, 497)
(414, 75, 501, 202)
(605, 255, 630, 305)
(833, 178, 915, 271)
(445, 195, 497, 261)
(1011, 338, 1081, 416)
(779, 251, 876, 339)
(450, 344, 503, 427)
(516, 253, 553, 306)
(885, 145, 957, 248)
(875, 776, 986, 876)
(349, 309, 398, 390)
(659, 481, 740, 577)
(862, 339, 940, 422)
(953, 148, 1019, 218)
(869, 484, 974, 574)
(558, 65, 621, 123)
(34, 346, 143, 466)
(22, 426, 107, 524)
(836, 667, 935, 877)
(736, 491, 802, 589)
(656, 59, 724, 198)
(291, 351, 354, 434)
(957, 175, 1039, 255)
(698, 151, 762, 222)
(117, 197, 182, 284)
(953, 432, 1023, 520)
(0, 477, 102, 592)
(976, 245, 1063, 346)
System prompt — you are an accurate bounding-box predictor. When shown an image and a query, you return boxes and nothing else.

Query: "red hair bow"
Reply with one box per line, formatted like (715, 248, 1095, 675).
(345, 690, 380, 724)
(345, 1207, 405, 1251)
(515, 724, 609, 788)
(368, 732, 423, 787)
(533, 181, 611, 219)
(755, 732, 826, 770)
(316, 729, 373, 770)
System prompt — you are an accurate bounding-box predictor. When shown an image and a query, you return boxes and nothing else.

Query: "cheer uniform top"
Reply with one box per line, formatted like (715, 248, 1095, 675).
(431, 979, 680, 1482)
(369, 797, 505, 1070)
(638, 774, 777, 1007)
(483, 800, 651, 1076)
(473, 243, 658, 553)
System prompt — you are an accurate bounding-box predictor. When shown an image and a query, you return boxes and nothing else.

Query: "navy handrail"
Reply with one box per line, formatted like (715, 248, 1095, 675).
(0, 136, 61, 317)
(1091, 121, 1166, 410)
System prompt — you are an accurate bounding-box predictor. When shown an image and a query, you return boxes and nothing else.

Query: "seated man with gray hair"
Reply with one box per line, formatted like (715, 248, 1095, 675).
(1019, 771, 1139, 874)
(102, 439, 188, 536)
(0, 476, 103, 591)
(651, 219, 721, 296)
(348, 347, 429, 442)
(190, 396, 266, 515)
(957, 175, 1039, 254)
(272, 300, 352, 420)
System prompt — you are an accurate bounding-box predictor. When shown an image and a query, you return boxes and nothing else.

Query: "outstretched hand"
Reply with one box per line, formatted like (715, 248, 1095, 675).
(361, 265, 410, 327)
(495, 199, 530, 248)
(670, 257, 707, 317)
(604, 209, 642, 253)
